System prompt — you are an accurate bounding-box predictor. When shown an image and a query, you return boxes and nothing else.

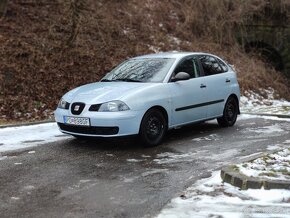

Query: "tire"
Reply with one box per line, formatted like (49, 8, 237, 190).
(139, 109, 167, 147)
(217, 96, 238, 127)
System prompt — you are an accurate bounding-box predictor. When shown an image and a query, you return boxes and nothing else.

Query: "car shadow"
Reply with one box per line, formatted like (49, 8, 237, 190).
(165, 121, 221, 142)
(66, 121, 222, 152)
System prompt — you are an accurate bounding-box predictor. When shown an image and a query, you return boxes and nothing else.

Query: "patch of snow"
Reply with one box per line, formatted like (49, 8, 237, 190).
(245, 188, 290, 203)
(236, 148, 290, 181)
(28, 151, 35, 154)
(239, 152, 264, 160)
(245, 124, 284, 134)
(106, 154, 114, 157)
(141, 154, 151, 158)
(157, 171, 290, 218)
(192, 136, 212, 142)
(207, 149, 239, 161)
(239, 114, 290, 122)
(79, 180, 91, 184)
(0, 155, 7, 161)
(122, 176, 138, 183)
(127, 159, 142, 163)
(240, 89, 290, 116)
(148, 45, 161, 53)
(192, 134, 220, 142)
(154, 152, 196, 164)
(14, 163, 22, 165)
(0, 122, 70, 153)
(168, 35, 181, 45)
(267, 144, 284, 150)
(123, 28, 130, 35)
(155, 149, 239, 165)
(141, 169, 168, 177)
(156, 152, 176, 158)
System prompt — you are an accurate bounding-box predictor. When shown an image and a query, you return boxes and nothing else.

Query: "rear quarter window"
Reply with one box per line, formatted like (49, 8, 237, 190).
(217, 58, 229, 72)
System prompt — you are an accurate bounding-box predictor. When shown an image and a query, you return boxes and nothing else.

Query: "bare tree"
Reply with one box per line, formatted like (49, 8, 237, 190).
(67, 0, 86, 47)
(0, 0, 8, 18)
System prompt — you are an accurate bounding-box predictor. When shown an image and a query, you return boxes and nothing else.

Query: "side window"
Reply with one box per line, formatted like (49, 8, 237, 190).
(217, 58, 228, 72)
(199, 55, 223, 76)
(174, 57, 200, 79)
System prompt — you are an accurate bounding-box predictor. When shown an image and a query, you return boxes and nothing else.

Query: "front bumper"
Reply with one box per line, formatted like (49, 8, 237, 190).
(54, 108, 143, 137)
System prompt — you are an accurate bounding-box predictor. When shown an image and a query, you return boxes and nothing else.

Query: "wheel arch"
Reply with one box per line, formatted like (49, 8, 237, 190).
(140, 105, 169, 129)
(227, 94, 240, 114)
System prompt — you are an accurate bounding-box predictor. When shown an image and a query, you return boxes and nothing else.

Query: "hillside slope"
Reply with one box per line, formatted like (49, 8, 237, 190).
(0, 0, 289, 121)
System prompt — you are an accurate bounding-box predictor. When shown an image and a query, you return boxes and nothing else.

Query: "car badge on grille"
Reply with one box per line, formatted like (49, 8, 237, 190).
(74, 105, 80, 111)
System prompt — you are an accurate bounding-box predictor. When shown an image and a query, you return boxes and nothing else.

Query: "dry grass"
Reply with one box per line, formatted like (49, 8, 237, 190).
(0, 0, 289, 122)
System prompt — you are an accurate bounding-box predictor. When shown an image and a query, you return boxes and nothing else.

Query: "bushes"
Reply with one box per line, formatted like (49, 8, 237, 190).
(0, 0, 289, 121)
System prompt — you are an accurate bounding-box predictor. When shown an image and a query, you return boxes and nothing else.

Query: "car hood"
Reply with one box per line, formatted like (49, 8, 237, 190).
(64, 82, 159, 104)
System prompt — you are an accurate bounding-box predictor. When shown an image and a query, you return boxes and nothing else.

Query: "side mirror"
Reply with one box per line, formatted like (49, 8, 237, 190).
(172, 72, 190, 82)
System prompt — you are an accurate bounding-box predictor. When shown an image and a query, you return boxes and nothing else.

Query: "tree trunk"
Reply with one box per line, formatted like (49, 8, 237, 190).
(0, 0, 8, 18)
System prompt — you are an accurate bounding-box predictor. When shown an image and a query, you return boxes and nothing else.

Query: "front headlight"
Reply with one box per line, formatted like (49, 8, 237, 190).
(58, 98, 70, 109)
(98, 100, 130, 112)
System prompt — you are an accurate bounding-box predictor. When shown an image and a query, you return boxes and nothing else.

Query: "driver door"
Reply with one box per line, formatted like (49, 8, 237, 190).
(168, 56, 207, 126)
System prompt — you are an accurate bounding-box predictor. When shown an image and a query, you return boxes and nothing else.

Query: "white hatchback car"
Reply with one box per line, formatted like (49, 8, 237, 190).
(55, 52, 240, 146)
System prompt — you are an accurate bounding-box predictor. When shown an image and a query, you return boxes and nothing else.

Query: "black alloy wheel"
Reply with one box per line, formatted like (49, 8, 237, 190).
(217, 96, 238, 127)
(139, 109, 167, 147)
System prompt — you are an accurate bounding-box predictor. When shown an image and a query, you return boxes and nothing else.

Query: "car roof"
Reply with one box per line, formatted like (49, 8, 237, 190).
(132, 52, 212, 59)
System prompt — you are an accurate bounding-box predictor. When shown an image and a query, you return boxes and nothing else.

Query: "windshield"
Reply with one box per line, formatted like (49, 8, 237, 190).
(101, 58, 175, 83)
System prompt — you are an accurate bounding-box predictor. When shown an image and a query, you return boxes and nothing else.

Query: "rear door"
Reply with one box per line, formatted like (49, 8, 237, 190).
(198, 55, 232, 118)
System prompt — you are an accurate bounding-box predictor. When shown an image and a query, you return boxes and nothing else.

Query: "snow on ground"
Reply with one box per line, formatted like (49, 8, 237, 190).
(0, 122, 70, 153)
(153, 152, 198, 164)
(192, 134, 220, 142)
(0, 88, 289, 155)
(126, 158, 143, 163)
(236, 148, 290, 181)
(239, 123, 287, 138)
(0, 114, 288, 155)
(245, 124, 284, 134)
(157, 171, 290, 218)
(239, 114, 290, 122)
(240, 88, 290, 116)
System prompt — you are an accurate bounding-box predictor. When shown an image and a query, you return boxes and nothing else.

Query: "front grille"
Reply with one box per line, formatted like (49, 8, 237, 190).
(57, 123, 119, 135)
(71, 102, 85, 115)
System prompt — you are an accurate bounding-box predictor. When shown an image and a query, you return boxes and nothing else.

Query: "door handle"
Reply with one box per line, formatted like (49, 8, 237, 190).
(226, 79, 231, 83)
(200, 84, 207, 88)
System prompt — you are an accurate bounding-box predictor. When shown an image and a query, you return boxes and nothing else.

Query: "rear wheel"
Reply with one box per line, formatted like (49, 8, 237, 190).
(139, 109, 167, 147)
(217, 96, 238, 127)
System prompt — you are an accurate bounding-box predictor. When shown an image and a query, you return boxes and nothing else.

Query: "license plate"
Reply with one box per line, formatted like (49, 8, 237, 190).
(64, 116, 90, 126)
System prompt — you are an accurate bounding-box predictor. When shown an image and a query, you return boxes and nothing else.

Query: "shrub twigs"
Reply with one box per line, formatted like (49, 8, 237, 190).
(67, 0, 87, 47)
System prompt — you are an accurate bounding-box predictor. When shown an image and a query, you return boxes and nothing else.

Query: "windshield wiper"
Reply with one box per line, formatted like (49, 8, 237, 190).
(111, 78, 142, 82)
(100, 79, 112, 82)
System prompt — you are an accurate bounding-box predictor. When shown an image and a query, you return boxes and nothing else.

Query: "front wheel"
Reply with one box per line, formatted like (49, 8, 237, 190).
(139, 109, 167, 147)
(217, 97, 238, 127)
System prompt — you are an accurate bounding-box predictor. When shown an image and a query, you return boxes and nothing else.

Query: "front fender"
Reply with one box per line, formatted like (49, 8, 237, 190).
(121, 83, 172, 124)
